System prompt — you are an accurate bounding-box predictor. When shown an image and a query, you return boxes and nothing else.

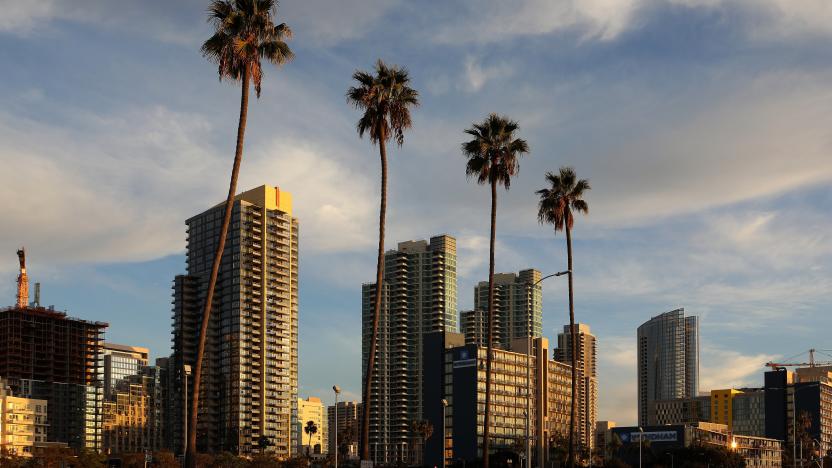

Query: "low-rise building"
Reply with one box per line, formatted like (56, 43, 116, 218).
(612, 423, 782, 468)
(297, 397, 327, 458)
(0, 381, 47, 457)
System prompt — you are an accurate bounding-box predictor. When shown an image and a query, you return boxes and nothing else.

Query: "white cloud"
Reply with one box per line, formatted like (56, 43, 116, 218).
(461, 56, 514, 93)
(700, 345, 776, 390)
(597, 335, 638, 424)
(281, 0, 399, 45)
(0, 1, 57, 34)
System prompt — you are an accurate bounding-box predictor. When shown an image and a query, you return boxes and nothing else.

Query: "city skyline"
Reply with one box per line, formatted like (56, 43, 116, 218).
(1, 0, 831, 431)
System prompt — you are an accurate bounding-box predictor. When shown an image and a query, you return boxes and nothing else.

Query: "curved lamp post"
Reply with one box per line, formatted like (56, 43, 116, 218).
(333, 385, 341, 468)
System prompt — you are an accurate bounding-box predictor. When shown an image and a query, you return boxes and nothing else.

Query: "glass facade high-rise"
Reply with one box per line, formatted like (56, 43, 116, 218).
(101, 343, 149, 399)
(460, 269, 542, 350)
(637, 308, 699, 426)
(361, 235, 457, 464)
(171, 185, 299, 456)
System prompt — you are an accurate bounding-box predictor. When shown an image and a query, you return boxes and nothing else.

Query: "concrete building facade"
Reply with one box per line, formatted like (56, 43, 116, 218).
(297, 397, 327, 457)
(171, 185, 299, 456)
(421, 332, 574, 468)
(553, 323, 598, 453)
(460, 269, 542, 350)
(0, 306, 106, 450)
(327, 401, 360, 458)
(361, 235, 457, 464)
(0, 381, 47, 457)
(637, 308, 699, 426)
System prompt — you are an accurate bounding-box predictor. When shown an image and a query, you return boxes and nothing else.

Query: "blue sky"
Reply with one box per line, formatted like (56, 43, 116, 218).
(1, 0, 831, 425)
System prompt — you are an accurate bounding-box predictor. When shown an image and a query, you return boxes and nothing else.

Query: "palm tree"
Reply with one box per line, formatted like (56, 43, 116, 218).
(189, 2, 292, 467)
(347, 59, 419, 461)
(304, 420, 319, 456)
(411, 420, 434, 466)
(461, 114, 529, 468)
(536, 167, 590, 468)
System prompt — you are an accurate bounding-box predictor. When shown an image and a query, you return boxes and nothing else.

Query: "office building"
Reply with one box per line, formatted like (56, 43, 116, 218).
(297, 397, 327, 457)
(0, 379, 48, 457)
(732, 389, 766, 437)
(553, 323, 598, 452)
(637, 308, 699, 426)
(101, 343, 149, 399)
(612, 423, 782, 468)
(102, 365, 167, 455)
(764, 368, 832, 462)
(460, 269, 542, 350)
(171, 185, 299, 456)
(361, 235, 457, 463)
(421, 332, 574, 468)
(594, 421, 616, 462)
(327, 401, 360, 459)
(648, 395, 710, 426)
(0, 305, 106, 450)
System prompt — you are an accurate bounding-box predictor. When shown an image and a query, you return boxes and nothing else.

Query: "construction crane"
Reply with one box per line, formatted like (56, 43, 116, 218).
(16, 247, 29, 308)
(765, 349, 832, 370)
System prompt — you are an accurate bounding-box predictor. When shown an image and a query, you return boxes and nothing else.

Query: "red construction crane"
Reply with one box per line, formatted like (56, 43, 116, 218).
(765, 349, 832, 370)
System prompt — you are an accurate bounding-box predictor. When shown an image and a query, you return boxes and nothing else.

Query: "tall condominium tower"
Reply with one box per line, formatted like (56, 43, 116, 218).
(171, 185, 299, 456)
(460, 269, 542, 350)
(361, 235, 457, 464)
(554, 324, 598, 452)
(637, 308, 699, 426)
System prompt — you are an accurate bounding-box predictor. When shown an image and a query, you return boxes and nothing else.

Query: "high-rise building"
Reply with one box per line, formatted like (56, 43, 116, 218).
(0, 305, 106, 450)
(102, 365, 167, 455)
(171, 185, 299, 456)
(0, 379, 48, 457)
(297, 397, 327, 457)
(637, 308, 699, 426)
(361, 235, 457, 464)
(101, 343, 149, 399)
(460, 269, 542, 350)
(327, 401, 360, 459)
(765, 368, 832, 460)
(594, 421, 616, 463)
(554, 323, 598, 452)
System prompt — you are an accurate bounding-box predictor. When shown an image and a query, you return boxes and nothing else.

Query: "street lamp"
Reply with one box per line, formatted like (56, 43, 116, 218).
(333, 385, 341, 468)
(665, 451, 674, 468)
(441, 399, 448, 468)
(525, 270, 570, 468)
(638, 427, 644, 468)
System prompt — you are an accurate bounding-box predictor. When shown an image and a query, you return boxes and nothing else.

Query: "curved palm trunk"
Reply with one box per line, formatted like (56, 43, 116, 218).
(483, 177, 498, 468)
(565, 223, 577, 468)
(361, 128, 388, 462)
(186, 67, 250, 468)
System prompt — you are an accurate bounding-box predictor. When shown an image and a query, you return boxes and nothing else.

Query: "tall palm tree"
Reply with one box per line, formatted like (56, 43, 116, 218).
(347, 59, 419, 461)
(304, 420, 319, 456)
(536, 167, 590, 468)
(461, 114, 529, 468)
(189, 2, 292, 466)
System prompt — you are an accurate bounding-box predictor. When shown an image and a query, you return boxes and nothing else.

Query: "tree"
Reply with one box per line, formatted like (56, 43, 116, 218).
(304, 420, 319, 456)
(462, 113, 529, 468)
(153, 451, 181, 468)
(339, 423, 358, 460)
(188, 2, 292, 467)
(347, 59, 419, 461)
(411, 420, 434, 465)
(536, 167, 590, 468)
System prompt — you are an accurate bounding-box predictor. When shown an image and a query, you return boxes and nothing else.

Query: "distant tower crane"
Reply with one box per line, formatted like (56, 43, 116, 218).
(765, 349, 832, 370)
(16, 247, 29, 308)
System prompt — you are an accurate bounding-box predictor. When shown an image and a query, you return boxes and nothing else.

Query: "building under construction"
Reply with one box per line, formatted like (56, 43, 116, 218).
(1, 248, 108, 450)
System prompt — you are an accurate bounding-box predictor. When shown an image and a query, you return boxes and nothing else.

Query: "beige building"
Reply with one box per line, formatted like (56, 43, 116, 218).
(172, 185, 299, 456)
(297, 397, 327, 457)
(554, 323, 598, 453)
(0, 381, 47, 457)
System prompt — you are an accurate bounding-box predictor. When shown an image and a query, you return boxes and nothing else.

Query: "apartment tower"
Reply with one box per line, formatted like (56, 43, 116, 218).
(171, 185, 299, 456)
(361, 235, 457, 464)
(327, 401, 360, 458)
(554, 323, 598, 453)
(637, 308, 699, 426)
(460, 269, 542, 349)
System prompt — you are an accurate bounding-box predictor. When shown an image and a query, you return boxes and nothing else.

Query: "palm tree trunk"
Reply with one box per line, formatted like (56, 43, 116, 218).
(361, 126, 388, 462)
(566, 222, 577, 468)
(186, 67, 250, 468)
(483, 177, 498, 468)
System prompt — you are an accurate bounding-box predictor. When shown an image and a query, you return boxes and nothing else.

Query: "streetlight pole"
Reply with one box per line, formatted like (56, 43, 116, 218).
(638, 427, 644, 468)
(333, 385, 341, 468)
(525, 271, 569, 468)
(442, 399, 448, 468)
